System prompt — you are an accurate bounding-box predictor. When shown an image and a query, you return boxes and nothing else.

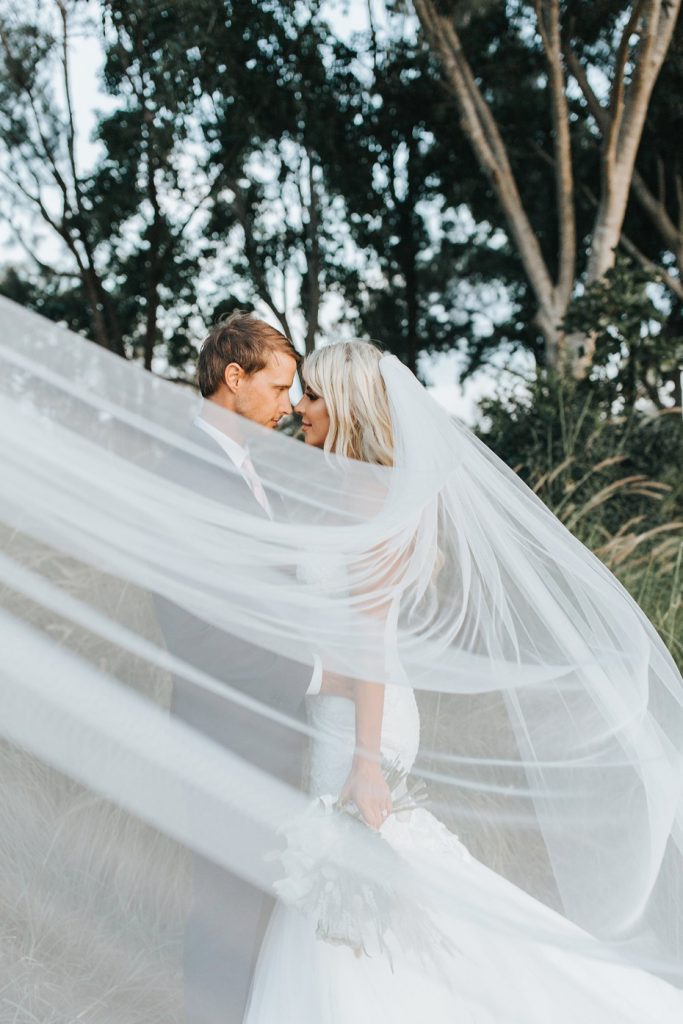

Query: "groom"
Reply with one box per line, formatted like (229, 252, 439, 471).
(156, 311, 351, 1023)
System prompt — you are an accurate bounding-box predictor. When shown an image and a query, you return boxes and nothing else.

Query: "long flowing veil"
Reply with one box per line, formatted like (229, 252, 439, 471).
(1, 296, 682, 1019)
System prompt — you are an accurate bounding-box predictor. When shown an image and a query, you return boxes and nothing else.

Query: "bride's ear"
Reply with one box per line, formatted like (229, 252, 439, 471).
(224, 362, 244, 393)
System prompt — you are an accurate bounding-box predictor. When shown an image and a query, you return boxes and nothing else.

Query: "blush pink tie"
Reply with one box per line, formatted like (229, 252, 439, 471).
(241, 453, 273, 518)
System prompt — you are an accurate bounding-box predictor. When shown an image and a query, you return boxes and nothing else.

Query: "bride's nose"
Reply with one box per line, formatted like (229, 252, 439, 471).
(293, 397, 305, 416)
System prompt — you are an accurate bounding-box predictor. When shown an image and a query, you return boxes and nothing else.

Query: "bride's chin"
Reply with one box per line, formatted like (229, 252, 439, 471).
(304, 434, 326, 449)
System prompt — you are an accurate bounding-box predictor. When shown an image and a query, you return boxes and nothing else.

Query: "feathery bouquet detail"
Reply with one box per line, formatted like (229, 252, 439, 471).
(270, 758, 458, 968)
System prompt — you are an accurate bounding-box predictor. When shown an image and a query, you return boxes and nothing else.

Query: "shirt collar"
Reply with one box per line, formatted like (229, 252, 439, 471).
(194, 416, 248, 469)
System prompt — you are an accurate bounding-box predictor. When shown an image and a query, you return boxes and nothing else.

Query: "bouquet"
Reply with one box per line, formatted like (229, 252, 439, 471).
(270, 758, 457, 969)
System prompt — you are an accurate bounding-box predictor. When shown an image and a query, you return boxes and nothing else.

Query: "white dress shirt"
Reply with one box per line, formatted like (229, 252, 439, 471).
(195, 416, 322, 696)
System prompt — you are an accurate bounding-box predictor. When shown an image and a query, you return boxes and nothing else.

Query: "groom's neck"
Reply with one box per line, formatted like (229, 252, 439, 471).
(202, 393, 248, 446)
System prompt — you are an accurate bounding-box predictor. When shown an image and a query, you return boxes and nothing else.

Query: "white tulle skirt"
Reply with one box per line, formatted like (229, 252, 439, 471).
(244, 692, 683, 1023)
(245, 806, 683, 1024)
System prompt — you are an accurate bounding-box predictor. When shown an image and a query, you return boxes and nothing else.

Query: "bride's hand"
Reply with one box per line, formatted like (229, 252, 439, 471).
(339, 758, 393, 831)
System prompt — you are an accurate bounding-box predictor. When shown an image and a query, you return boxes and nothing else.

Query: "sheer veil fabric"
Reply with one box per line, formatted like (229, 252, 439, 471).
(1, 296, 682, 1020)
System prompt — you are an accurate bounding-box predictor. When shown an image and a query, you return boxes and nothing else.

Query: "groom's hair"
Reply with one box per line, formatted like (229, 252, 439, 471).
(197, 310, 300, 397)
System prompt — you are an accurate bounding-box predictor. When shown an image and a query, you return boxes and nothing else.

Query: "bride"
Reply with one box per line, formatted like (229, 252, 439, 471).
(244, 340, 683, 1023)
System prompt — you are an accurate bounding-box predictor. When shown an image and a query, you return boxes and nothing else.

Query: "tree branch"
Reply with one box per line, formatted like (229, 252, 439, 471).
(0, 26, 73, 215)
(565, 34, 682, 268)
(619, 232, 683, 300)
(5, 217, 81, 278)
(604, 1, 645, 169)
(534, 0, 575, 305)
(632, 167, 681, 255)
(413, 0, 560, 360)
(616, 1, 661, 167)
(580, 178, 683, 301)
(55, 0, 80, 202)
(229, 178, 294, 340)
(563, 42, 610, 131)
(585, 0, 681, 281)
(0, 166, 74, 253)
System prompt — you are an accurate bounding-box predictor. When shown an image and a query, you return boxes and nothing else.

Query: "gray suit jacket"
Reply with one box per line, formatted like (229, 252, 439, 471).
(154, 424, 311, 777)
(153, 425, 311, 1024)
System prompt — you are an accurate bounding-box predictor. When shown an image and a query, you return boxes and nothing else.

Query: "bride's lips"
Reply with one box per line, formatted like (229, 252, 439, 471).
(302, 421, 312, 430)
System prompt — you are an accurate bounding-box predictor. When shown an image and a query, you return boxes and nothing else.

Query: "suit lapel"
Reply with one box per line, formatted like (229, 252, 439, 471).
(191, 423, 270, 518)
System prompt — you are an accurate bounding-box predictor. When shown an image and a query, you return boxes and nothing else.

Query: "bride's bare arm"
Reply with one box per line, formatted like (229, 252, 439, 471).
(339, 542, 408, 829)
(339, 680, 392, 830)
(319, 670, 355, 698)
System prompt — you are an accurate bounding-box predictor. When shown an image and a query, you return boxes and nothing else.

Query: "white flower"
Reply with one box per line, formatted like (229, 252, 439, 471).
(268, 761, 459, 969)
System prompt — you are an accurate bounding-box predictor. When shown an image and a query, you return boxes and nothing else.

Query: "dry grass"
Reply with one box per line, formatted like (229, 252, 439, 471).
(0, 743, 188, 1023)
(527, 446, 683, 669)
(0, 528, 187, 1022)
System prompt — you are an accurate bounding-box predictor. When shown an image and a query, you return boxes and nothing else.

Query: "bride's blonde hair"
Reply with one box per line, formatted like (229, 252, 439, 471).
(302, 341, 394, 466)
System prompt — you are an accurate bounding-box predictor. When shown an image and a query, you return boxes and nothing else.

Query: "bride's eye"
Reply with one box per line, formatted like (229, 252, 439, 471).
(304, 389, 319, 401)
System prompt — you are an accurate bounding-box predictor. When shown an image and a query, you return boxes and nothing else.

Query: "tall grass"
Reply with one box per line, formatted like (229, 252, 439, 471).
(0, 528, 185, 1023)
(525, 416, 683, 670)
(480, 379, 683, 671)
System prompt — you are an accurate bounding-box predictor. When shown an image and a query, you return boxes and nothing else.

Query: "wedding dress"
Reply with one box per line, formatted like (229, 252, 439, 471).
(244, 558, 683, 1024)
(244, 697, 683, 1022)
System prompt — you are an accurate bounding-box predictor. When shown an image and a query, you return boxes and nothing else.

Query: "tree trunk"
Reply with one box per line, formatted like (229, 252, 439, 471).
(80, 269, 114, 352)
(303, 156, 321, 356)
(581, 0, 682, 284)
(143, 138, 163, 371)
(401, 135, 419, 377)
(564, 40, 683, 287)
(413, 0, 567, 369)
(144, 285, 159, 371)
(77, 265, 125, 357)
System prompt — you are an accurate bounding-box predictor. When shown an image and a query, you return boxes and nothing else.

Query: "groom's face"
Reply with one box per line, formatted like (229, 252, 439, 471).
(231, 350, 297, 428)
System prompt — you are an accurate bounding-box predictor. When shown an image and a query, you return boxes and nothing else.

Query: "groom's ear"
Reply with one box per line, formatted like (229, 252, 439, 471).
(223, 362, 245, 393)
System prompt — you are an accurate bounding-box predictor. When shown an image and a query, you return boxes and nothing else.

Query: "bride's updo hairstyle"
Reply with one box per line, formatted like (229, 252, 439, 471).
(302, 341, 394, 466)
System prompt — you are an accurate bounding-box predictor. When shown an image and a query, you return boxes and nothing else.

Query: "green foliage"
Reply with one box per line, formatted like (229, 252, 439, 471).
(382, 1, 683, 379)
(480, 371, 683, 665)
(563, 257, 682, 409)
(318, 38, 476, 372)
(1, 0, 681, 383)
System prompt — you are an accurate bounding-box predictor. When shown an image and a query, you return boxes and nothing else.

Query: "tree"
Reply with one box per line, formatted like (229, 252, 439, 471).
(0, 0, 210, 373)
(321, 38, 474, 374)
(563, 255, 682, 408)
(98, 0, 359, 357)
(0, 0, 126, 356)
(190, 1, 357, 354)
(563, 5, 683, 298)
(411, 0, 681, 371)
(2, 0, 681, 391)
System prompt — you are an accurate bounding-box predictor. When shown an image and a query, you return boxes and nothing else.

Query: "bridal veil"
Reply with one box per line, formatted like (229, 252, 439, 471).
(1, 297, 682, 1019)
